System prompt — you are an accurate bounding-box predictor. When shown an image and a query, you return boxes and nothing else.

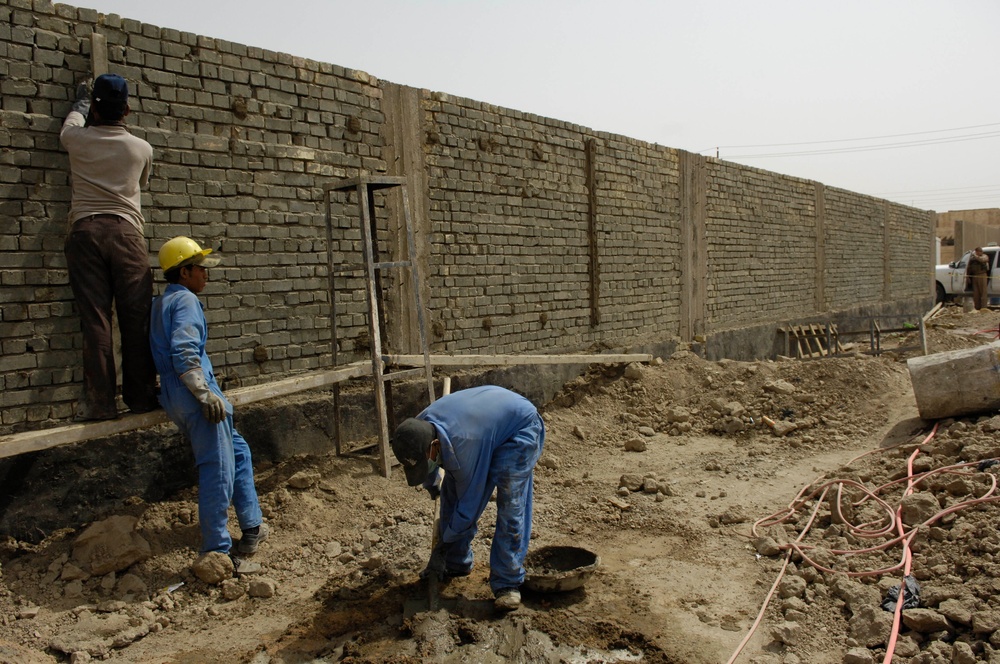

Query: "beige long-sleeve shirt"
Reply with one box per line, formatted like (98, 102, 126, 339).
(60, 111, 153, 233)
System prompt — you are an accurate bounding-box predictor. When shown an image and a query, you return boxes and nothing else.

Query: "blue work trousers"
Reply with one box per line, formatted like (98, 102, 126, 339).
(183, 408, 262, 554)
(439, 414, 544, 594)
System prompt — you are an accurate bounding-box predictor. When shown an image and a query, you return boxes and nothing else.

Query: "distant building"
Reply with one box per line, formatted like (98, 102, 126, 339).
(936, 208, 1000, 264)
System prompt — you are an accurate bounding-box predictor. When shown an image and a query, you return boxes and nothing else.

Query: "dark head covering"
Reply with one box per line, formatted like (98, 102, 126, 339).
(391, 418, 436, 486)
(91, 74, 129, 123)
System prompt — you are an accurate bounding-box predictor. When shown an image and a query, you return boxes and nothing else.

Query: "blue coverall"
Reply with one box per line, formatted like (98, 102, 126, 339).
(149, 283, 262, 554)
(417, 385, 545, 594)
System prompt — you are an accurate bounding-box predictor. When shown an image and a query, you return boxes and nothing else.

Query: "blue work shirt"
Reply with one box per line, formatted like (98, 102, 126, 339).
(149, 283, 231, 420)
(417, 385, 541, 545)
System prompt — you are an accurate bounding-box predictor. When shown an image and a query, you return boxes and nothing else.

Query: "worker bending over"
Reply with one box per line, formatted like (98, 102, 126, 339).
(391, 385, 545, 610)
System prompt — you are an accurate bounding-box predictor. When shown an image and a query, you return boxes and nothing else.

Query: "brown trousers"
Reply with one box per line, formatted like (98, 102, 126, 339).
(972, 274, 989, 310)
(65, 215, 157, 418)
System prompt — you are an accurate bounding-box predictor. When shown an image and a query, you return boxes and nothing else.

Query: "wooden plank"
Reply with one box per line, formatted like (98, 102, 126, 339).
(227, 361, 371, 406)
(0, 361, 372, 461)
(327, 175, 406, 192)
(90, 33, 107, 77)
(387, 353, 652, 367)
(809, 324, 825, 356)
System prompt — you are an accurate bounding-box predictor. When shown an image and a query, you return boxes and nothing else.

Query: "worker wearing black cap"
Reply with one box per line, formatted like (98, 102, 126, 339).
(60, 73, 157, 420)
(391, 385, 545, 611)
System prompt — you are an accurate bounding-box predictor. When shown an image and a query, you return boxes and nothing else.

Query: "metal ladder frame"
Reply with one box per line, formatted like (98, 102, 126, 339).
(325, 175, 435, 477)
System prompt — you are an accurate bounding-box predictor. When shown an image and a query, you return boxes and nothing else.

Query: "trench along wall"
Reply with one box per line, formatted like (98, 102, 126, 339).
(0, 0, 935, 436)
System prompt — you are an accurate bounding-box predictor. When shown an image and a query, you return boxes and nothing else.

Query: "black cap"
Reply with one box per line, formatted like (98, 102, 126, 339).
(391, 418, 435, 486)
(92, 74, 129, 120)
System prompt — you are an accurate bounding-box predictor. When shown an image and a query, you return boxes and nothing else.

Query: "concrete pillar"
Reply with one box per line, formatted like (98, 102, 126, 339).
(815, 183, 826, 312)
(679, 151, 707, 341)
(381, 83, 431, 354)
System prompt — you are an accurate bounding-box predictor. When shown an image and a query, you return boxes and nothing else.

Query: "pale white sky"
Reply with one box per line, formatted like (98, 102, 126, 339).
(78, 0, 1000, 212)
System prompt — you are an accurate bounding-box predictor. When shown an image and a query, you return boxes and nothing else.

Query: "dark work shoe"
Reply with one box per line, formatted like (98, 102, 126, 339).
(237, 522, 270, 555)
(494, 588, 521, 611)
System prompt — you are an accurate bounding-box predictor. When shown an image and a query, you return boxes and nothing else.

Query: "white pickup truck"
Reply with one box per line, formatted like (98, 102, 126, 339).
(935, 245, 999, 303)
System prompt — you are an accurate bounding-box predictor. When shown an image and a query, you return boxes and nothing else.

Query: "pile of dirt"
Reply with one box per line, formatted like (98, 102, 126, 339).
(1, 303, 1000, 663)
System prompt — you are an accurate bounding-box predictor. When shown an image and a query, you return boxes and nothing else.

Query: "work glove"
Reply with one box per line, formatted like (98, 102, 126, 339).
(71, 81, 91, 116)
(180, 369, 227, 424)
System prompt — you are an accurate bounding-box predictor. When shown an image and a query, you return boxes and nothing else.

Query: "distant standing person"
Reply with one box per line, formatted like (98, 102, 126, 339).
(60, 74, 158, 419)
(966, 247, 990, 311)
(150, 237, 269, 572)
(390, 385, 545, 611)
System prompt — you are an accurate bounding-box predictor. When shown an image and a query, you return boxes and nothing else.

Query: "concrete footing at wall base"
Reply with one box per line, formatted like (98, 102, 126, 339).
(702, 298, 935, 361)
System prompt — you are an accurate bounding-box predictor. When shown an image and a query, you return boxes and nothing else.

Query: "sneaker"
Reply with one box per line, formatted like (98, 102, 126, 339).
(237, 522, 270, 555)
(228, 552, 261, 577)
(494, 588, 521, 611)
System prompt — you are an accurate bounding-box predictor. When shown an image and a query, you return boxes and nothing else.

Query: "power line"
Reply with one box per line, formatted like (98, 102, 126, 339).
(875, 184, 1000, 196)
(723, 131, 1000, 159)
(700, 121, 1000, 152)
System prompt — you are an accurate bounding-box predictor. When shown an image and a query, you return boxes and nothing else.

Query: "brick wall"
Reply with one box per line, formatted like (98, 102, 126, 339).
(0, 0, 934, 434)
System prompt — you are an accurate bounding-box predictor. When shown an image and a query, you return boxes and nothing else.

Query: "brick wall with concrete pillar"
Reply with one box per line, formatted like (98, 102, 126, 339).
(0, 1, 934, 434)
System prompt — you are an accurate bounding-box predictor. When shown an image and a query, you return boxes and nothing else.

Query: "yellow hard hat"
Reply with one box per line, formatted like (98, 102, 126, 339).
(158, 236, 221, 272)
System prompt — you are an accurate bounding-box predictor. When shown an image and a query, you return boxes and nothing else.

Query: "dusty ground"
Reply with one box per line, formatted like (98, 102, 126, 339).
(2, 304, 1000, 663)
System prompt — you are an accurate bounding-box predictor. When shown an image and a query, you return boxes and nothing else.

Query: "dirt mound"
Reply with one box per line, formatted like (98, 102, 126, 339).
(1, 303, 1000, 663)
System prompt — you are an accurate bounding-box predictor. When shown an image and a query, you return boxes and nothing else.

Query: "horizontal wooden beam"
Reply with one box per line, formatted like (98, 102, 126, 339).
(0, 361, 372, 461)
(0, 352, 650, 459)
(387, 353, 652, 367)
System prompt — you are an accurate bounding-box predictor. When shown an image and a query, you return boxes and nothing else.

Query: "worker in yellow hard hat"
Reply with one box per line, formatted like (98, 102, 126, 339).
(149, 237, 269, 575)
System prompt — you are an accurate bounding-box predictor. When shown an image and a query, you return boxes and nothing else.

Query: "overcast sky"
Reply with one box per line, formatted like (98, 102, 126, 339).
(78, 0, 1000, 212)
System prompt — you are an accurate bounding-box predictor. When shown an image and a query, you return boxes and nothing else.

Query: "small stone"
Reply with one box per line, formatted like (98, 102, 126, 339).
(17, 606, 40, 619)
(849, 605, 895, 647)
(70, 652, 93, 664)
(842, 647, 875, 664)
(117, 573, 147, 599)
(192, 552, 234, 585)
(642, 478, 658, 494)
(951, 642, 976, 664)
(96, 600, 125, 613)
(638, 426, 656, 437)
(287, 470, 320, 490)
(608, 497, 631, 511)
(60, 564, 88, 582)
(623, 363, 644, 380)
(572, 426, 585, 440)
(900, 493, 940, 527)
(764, 379, 796, 395)
(778, 576, 807, 599)
(937, 598, 972, 625)
(361, 555, 383, 570)
(770, 621, 803, 645)
(656, 481, 674, 496)
(619, 474, 643, 491)
(771, 420, 798, 436)
(248, 578, 277, 598)
(624, 438, 647, 452)
(901, 608, 951, 633)
(64, 580, 84, 598)
(221, 579, 245, 601)
(753, 537, 781, 556)
(538, 455, 560, 470)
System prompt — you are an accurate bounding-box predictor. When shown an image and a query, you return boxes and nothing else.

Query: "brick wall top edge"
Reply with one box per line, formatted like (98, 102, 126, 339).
(48, 1, 926, 215)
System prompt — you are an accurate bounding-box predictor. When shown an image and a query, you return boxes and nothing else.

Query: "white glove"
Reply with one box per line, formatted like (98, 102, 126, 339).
(180, 369, 227, 424)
